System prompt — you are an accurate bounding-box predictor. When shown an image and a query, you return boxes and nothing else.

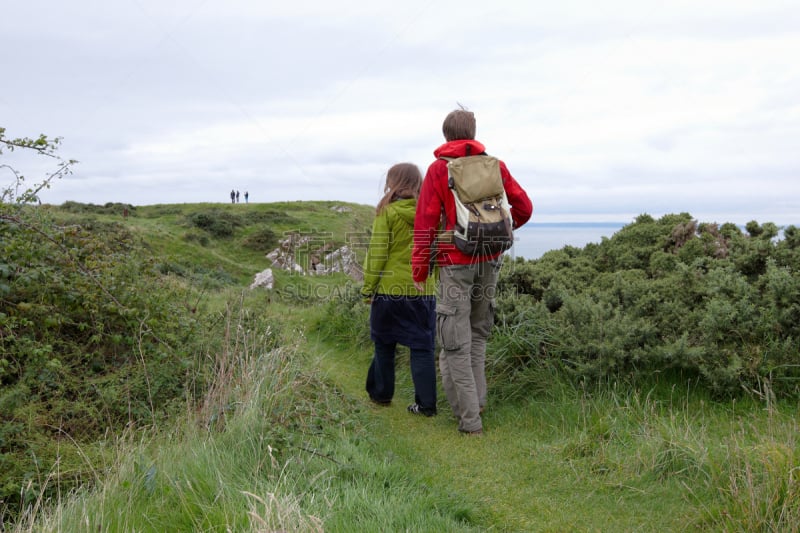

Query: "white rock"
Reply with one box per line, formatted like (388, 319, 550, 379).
(249, 268, 274, 290)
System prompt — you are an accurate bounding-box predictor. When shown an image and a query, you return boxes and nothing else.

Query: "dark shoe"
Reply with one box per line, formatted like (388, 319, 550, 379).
(407, 403, 437, 417)
(369, 396, 391, 406)
(460, 428, 483, 436)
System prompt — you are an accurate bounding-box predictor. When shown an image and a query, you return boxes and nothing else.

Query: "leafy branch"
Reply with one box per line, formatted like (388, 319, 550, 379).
(0, 126, 77, 204)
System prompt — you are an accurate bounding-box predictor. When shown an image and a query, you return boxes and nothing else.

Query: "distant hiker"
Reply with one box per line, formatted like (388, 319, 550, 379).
(230, 189, 235, 204)
(244, 191, 249, 203)
(412, 106, 533, 435)
(363, 163, 438, 416)
(236, 190, 240, 203)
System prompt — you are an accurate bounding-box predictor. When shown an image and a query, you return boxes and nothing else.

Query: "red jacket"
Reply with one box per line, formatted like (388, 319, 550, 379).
(412, 139, 533, 282)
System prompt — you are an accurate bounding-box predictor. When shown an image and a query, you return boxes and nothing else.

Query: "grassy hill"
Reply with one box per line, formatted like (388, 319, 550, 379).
(2, 201, 799, 531)
(57, 200, 375, 283)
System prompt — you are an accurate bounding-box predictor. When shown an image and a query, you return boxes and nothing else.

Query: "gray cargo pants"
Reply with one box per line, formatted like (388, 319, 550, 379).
(436, 260, 499, 433)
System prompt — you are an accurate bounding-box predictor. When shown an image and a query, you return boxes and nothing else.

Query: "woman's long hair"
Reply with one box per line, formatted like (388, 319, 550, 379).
(375, 163, 422, 214)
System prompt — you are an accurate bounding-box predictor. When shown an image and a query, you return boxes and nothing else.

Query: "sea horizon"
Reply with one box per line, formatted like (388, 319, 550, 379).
(509, 221, 627, 260)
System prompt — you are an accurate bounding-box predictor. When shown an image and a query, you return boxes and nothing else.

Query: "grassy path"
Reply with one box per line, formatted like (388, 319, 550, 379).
(306, 331, 701, 532)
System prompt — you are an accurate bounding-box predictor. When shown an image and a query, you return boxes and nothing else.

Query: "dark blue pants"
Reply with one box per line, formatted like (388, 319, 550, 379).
(366, 340, 437, 412)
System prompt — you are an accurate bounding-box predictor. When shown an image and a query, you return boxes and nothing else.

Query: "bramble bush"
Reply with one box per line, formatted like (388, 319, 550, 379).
(0, 209, 207, 514)
(1, 130, 206, 520)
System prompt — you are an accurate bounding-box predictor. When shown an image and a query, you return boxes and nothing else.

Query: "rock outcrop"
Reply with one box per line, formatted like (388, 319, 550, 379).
(251, 232, 363, 290)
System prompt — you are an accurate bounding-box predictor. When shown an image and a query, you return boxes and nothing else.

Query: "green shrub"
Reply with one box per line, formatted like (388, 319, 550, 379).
(492, 213, 800, 399)
(0, 205, 205, 518)
(241, 226, 279, 251)
(241, 209, 299, 226)
(183, 230, 210, 246)
(58, 201, 136, 216)
(187, 210, 243, 238)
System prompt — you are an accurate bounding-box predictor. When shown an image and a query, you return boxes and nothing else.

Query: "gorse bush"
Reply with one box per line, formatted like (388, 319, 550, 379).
(494, 213, 800, 398)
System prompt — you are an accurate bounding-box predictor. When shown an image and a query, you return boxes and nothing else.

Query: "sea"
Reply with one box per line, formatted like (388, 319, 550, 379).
(508, 222, 626, 260)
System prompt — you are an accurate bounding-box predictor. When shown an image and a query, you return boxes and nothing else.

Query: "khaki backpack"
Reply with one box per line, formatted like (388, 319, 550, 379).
(439, 155, 513, 256)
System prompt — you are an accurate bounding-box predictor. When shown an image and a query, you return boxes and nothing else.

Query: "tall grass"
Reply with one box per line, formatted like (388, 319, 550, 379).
(700, 411, 800, 531)
(545, 380, 800, 530)
(11, 296, 319, 531)
(10, 295, 479, 532)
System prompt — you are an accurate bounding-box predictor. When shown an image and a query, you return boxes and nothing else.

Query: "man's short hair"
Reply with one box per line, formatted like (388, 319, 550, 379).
(442, 108, 476, 141)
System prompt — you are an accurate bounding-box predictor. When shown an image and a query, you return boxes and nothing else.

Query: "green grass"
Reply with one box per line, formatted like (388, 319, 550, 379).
(317, 338, 799, 530)
(13, 297, 483, 532)
(49, 200, 374, 286)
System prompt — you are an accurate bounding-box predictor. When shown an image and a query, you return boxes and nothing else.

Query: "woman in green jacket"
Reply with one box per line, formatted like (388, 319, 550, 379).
(363, 163, 437, 416)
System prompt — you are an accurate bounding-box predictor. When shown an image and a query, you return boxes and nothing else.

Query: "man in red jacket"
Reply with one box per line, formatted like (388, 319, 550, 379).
(412, 107, 533, 435)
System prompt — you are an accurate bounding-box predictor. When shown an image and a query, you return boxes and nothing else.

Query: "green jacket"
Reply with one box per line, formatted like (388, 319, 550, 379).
(362, 198, 436, 297)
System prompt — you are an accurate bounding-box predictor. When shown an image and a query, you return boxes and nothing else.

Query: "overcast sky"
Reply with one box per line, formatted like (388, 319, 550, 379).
(3, 0, 799, 225)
